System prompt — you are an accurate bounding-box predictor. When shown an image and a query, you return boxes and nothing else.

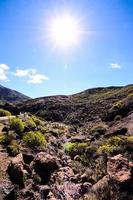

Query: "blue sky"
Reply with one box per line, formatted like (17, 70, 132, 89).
(0, 0, 133, 97)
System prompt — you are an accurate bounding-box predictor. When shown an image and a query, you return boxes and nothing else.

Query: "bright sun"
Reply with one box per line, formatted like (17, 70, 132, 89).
(49, 14, 80, 48)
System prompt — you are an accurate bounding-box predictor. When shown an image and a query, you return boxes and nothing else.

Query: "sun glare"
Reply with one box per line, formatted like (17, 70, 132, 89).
(49, 14, 81, 48)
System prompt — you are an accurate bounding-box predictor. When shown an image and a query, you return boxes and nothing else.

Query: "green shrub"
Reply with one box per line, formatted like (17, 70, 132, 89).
(64, 142, 76, 154)
(64, 142, 88, 157)
(7, 140, 20, 156)
(107, 136, 122, 146)
(31, 115, 43, 126)
(97, 144, 116, 154)
(25, 118, 36, 129)
(10, 117, 25, 135)
(23, 131, 46, 149)
(97, 136, 122, 154)
(0, 109, 11, 117)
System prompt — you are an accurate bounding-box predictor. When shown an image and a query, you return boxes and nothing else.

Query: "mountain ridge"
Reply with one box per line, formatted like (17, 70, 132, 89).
(18, 84, 133, 125)
(0, 84, 30, 103)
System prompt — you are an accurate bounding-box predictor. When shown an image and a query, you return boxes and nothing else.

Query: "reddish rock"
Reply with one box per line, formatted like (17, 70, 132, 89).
(30, 152, 59, 184)
(107, 154, 133, 183)
(7, 154, 28, 188)
(92, 175, 109, 192)
(56, 166, 75, 183)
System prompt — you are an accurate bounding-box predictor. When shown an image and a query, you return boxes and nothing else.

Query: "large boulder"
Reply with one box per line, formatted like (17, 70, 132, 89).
(107, 154, 133, 183)
(7, 154, 28, 188)
(30, 152, 59, 184)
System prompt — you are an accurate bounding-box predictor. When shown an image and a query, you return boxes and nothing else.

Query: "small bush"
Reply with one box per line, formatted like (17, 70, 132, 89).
(64, 142, 88, 157)
(7, 140, 20, 156)
(23, 131, 46, 149)
(25, 118, 36, 130)
(107, 136, 122, 146)
(64, 142, 76, 154)
(97, 144, 116, 154)
(10, 117, 25, 135)
(0, 109, 11, 117)
(97, 136, 122, 154)
(31, 115, 43, 126)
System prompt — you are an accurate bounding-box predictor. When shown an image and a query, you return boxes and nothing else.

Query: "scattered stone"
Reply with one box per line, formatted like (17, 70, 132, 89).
(69, 136, 86, 143)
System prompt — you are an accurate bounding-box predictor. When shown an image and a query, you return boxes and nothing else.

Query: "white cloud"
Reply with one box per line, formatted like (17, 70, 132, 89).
(13, 68, 49, 84)
(14, 69, 30, 77)
(14, 69, 36, 77)
(110, 63, 121, 69)
(28, 74, 49, 84)
(0, 64, 9, 81)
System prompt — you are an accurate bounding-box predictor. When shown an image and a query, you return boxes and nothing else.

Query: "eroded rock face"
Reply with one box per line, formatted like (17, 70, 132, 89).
(7, 154, 28, 188)
(30, 152, 59, 184)
(107, 154, 133, 183)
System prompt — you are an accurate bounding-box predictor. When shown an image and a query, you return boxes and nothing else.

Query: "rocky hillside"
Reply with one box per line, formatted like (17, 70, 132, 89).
(0, 84, 30, 103)
(19, 84, 133, 125)
(0, 84, 133, 199)
(0, 104, 133, 199)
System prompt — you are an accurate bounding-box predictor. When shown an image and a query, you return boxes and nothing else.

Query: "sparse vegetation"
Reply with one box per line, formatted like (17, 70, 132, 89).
(25, 117, 36, 129)
(97, 136, 122, 154)
(10, 117, 25, 135)
(0, 109, 11, 117)
(64, 142, 89, 157)
(7, 140, 20, 156)
(23, 131, 46, 149)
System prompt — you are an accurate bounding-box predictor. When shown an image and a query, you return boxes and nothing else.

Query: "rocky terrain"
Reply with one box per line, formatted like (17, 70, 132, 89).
(18, 84, 133, 125)
(0, 84, 133, 200)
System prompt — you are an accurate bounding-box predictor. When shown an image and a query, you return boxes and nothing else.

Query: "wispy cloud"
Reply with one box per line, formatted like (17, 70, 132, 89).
(13, 68, 49, 84)
(0, 64, 9, 81)
(110, 63, 121, 69)
(28, 73, 49, 84)
(14, 69, 36, 77)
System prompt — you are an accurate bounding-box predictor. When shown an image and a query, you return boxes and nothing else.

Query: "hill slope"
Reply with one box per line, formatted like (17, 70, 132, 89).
(19, 84, 133, 125)
(0, 84, 30, 103)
